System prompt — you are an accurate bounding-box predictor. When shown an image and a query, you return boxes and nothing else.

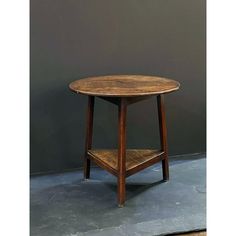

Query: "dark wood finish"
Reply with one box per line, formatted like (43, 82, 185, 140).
(98, 96, 120, 106)
(117, 98, 127, 207)
(126, 95, 152, 105)
(70, 75, 180, 206)
(69, 75, 180, 97)
(98, 95, 152, 106)
(87, 149, 164, 177)
(157, 95, 169, 181)
(84, 96, 95, 179)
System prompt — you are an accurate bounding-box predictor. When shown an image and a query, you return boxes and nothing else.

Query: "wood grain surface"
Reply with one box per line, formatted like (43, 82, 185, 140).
(88, 149, 163, 172)
(69, 75, 180, 97)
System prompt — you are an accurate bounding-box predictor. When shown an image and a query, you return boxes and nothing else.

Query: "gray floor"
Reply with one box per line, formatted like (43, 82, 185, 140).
(30, 155, 206, 236)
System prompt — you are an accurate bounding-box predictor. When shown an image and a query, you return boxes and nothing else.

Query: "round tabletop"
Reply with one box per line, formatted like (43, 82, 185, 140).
(69, 75, 180, 97)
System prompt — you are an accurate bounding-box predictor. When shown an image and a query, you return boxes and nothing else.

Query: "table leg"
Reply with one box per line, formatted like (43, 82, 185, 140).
(118, 98, 127, 207)
(84, 96, 95, 180)
(157, 95, 169, 181)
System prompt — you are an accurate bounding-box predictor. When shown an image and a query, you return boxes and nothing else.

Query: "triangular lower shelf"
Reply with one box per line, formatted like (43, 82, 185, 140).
(87, 149, 164, 177)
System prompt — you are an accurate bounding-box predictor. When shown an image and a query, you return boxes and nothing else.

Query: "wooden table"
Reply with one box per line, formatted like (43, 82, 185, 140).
(69, 75, 180, 207)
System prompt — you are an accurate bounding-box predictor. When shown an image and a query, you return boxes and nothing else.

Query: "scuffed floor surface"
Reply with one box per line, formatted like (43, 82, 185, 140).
(30, 155, 206, 236)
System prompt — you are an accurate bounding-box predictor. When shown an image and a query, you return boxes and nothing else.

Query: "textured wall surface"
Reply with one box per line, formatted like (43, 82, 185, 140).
(30, 0, 206, 174)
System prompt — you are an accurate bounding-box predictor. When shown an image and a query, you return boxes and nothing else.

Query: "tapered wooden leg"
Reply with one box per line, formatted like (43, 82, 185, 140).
(84, 96, 95, 180)
(157, 95, 169, 181)
(118, 98, 127, 207)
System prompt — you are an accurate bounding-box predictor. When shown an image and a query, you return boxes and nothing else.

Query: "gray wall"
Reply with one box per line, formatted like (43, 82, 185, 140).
(30, 0, 206, 174)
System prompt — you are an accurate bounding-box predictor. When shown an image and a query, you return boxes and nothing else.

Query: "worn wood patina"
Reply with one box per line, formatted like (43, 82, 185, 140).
(69, 75, 180, 207)
(69, 75, 180, 97)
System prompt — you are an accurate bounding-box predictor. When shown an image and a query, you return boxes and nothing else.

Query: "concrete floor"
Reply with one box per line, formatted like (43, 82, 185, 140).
(30, 154, 206, 236)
